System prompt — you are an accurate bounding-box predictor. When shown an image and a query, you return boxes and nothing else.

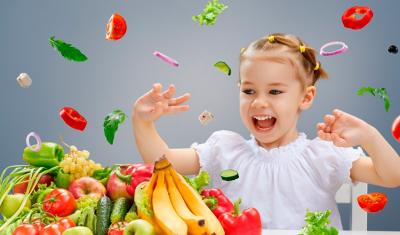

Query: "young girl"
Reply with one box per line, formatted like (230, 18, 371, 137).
(131, 33, 400, 230)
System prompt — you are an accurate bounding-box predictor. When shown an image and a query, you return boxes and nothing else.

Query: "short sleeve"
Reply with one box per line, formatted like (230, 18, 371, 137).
(190, 131, 222, 176)
(305, 139, 365, 192)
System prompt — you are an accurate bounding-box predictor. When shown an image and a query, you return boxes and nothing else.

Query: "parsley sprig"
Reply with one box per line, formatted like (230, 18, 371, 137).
(192, 0, 228, 26)
(357, 86, 391, 112)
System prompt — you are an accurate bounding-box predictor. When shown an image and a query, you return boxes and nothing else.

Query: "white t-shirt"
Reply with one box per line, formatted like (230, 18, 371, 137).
(191, 130, 364, 230)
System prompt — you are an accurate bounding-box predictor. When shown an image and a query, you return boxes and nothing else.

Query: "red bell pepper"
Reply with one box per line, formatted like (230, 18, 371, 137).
(218, 198, 262, 235)
(341, 6, 373, 30)
(201, 188, 234, 218)
(59, 106, 87, 131)
(115, 163, 154, 197)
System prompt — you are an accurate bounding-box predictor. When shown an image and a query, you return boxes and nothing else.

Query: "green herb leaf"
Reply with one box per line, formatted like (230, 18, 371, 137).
(298, 209, 338, 235)
(103, 109, 126, 145)
(49, 36, 88, 62)
(192, 0, 228, 26)
(357, 86, 391, 112)
(183, 170, 210, 193)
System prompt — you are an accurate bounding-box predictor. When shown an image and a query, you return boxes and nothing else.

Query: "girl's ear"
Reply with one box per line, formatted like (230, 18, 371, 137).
(299, 86, 316, 111)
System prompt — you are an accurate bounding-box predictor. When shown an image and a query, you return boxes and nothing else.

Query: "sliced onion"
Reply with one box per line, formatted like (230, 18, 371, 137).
(26, 132, 42, 152)
(153, 51, 179, 67)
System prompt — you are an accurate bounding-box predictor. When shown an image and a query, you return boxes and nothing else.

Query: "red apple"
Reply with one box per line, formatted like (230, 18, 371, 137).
(106, 166, 133, 200)
(68, 177, 106, 199)
(14, 174, 54, 194)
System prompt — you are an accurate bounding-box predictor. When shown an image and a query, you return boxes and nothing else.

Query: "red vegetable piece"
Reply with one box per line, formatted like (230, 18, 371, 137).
(106, 13, 127, 40)
(59, 106, 87, 131)
(341, 6, 373, 30)
(43, 188, 76, 217)
(357, 192, 387, 213)
(392, 116, 400, 142)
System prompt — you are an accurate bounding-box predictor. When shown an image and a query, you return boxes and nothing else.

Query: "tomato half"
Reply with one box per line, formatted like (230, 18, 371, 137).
(357, 192, 388, 213)
(106, 13, 127, 40)
(391, 116, 400, 142)
(43, 189, 76, 217)
(13, 224, 39, 235)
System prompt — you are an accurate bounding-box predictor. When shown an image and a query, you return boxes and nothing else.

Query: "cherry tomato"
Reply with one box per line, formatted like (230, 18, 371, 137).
(56, 218, 75, 231)
(39, 223, 63, 235)
(106, 13, 127, 40)
(357, 192, 388, 213)
(108, 221, 128, 235)
(391, 116, 400, 142)
(43, 189, 76, 217)
(13, 223, 39, 235)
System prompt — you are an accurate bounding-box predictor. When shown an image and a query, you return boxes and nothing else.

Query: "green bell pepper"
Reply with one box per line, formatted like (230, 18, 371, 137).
(55, 169, 72, 188)
(22, 142, 64, 168)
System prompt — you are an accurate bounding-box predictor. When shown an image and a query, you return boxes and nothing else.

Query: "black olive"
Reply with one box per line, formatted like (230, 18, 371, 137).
(388, 45, 398, 54)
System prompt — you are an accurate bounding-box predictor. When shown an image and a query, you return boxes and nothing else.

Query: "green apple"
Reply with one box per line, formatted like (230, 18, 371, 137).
(62, 226, 93, 235)
(123, 219, 155, 235)
(0, 193, 31, 218)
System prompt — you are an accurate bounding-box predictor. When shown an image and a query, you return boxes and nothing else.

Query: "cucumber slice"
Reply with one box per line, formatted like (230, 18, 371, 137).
(220, 169, 239, 181)
(214, 61, 231, 76)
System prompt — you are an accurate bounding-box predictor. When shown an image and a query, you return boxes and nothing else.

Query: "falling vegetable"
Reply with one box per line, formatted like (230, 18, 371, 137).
(298, 209, 338, 235)
(103, 109, 126, 145)
(49, 36, 88, 62)
(153, 51, 179, 67)
(192, 0, 228, 26)
(59, 106, 88, 131)
(106, 13, 127, 41)
(357, 86, 391, 112)
(16, 73, 32, 88)
(214, 61, 231, 76)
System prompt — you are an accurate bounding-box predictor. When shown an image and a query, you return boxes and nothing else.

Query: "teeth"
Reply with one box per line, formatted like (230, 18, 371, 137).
(253, 116, 273, 121)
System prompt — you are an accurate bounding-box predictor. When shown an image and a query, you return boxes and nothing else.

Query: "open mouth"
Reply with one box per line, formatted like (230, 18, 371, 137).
(252, 115, 276, 131)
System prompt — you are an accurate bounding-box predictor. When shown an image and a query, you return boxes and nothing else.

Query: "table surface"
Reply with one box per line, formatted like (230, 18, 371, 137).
(262, 230, 400, 235)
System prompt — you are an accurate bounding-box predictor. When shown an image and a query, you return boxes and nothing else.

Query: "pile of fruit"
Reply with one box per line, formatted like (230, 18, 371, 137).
(0, 142, 262, 235)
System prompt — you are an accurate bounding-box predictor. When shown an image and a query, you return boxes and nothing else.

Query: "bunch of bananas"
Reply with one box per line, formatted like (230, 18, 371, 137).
(136, 158, 225, 235)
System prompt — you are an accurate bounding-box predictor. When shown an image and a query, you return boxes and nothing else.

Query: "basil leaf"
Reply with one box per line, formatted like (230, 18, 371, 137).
(103, 109, 126, 145)
(357, 86, 391, 112)
(49, 36, 88, 62)
(192, 0, 228, 26)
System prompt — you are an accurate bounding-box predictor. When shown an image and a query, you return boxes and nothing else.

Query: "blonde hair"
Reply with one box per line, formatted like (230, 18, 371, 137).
(240, 33, 328, 87)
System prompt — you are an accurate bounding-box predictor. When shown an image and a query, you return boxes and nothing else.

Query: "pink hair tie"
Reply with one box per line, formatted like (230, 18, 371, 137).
(320, 41, 348, 56)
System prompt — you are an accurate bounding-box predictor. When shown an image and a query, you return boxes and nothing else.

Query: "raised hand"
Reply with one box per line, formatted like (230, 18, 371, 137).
(133, 83, 191, 122)
(316, 109, 372, 147)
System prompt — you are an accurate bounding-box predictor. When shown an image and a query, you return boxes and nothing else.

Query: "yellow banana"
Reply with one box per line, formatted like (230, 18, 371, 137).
(152, 170, 188, 235)
(165, 169, 208, 235)
(170, 167, 225, 235)
(135, 171, 163, 235)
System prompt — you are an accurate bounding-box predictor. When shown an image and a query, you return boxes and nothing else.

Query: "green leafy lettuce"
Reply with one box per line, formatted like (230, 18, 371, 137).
(298, 209, 338, 235)
(357, 86, 390, 112)
(192, 0, 228, 26)
(103, 109, 126, 145)
(49, 36, 88, 62)
(183, 170, 210, 193)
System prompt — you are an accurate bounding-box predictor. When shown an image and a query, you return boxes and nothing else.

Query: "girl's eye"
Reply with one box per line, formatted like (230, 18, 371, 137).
(269, 89, 282, 95)
(242, 89, 255, 95)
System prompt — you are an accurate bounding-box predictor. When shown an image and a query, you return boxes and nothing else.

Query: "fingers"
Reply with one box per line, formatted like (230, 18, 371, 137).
(151, 83, 162, 95)
(167, 105, 190, 115)
(162, 84, 176, 99)
(317, 130, 333, 141)
(331, 133, 347, 147)
(168, 93, 191, 106)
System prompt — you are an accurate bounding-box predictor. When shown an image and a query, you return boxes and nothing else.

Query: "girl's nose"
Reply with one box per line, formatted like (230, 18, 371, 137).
(251, 96, 269, 109)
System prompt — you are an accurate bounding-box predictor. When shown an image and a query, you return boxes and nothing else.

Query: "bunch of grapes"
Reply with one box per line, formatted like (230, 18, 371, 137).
(59, 145, 102, 181)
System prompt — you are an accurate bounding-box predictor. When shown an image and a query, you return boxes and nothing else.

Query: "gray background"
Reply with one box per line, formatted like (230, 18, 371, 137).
(1, 0, 399, 231)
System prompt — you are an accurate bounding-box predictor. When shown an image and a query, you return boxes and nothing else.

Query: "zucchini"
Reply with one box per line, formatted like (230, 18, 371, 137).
(220, 169, 239, 181)
(96, 196, 112, 235)
(111, 197, 132, 223)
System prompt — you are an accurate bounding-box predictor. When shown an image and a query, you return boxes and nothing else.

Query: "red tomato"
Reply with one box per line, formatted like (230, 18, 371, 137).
(39, 223, 63, 235)
(31, 220, 45, 233)
(108, 221, 128, 235)
(357, 192, 388, 213)
(56, 218, 75, 231)
(13, 223, 39, 235)
(392, 116, 400, 142)
(106, 13, 127, 40)
(43, 189, 76, 217)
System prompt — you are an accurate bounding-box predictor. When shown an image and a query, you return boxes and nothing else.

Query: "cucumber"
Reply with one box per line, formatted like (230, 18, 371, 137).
(96, 196, 113, 235)
(124, 203, 138, 222)
(220, 169, 239, 181)
(111, 197, 132, 224)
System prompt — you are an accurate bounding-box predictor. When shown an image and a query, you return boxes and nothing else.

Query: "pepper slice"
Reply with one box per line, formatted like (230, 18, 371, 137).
(59, 106, 87, 131)
(342, 6, 373, 30)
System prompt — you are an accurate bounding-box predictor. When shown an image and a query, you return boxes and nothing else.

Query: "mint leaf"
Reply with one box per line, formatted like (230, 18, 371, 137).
(103, 109, 126, 145)
(49, 36, 88, 62)
(192, 0, 228, 26)
(357, 86, 391, 112)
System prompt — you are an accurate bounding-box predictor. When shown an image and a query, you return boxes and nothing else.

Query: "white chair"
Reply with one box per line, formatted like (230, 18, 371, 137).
(335, 182, 368, 230)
